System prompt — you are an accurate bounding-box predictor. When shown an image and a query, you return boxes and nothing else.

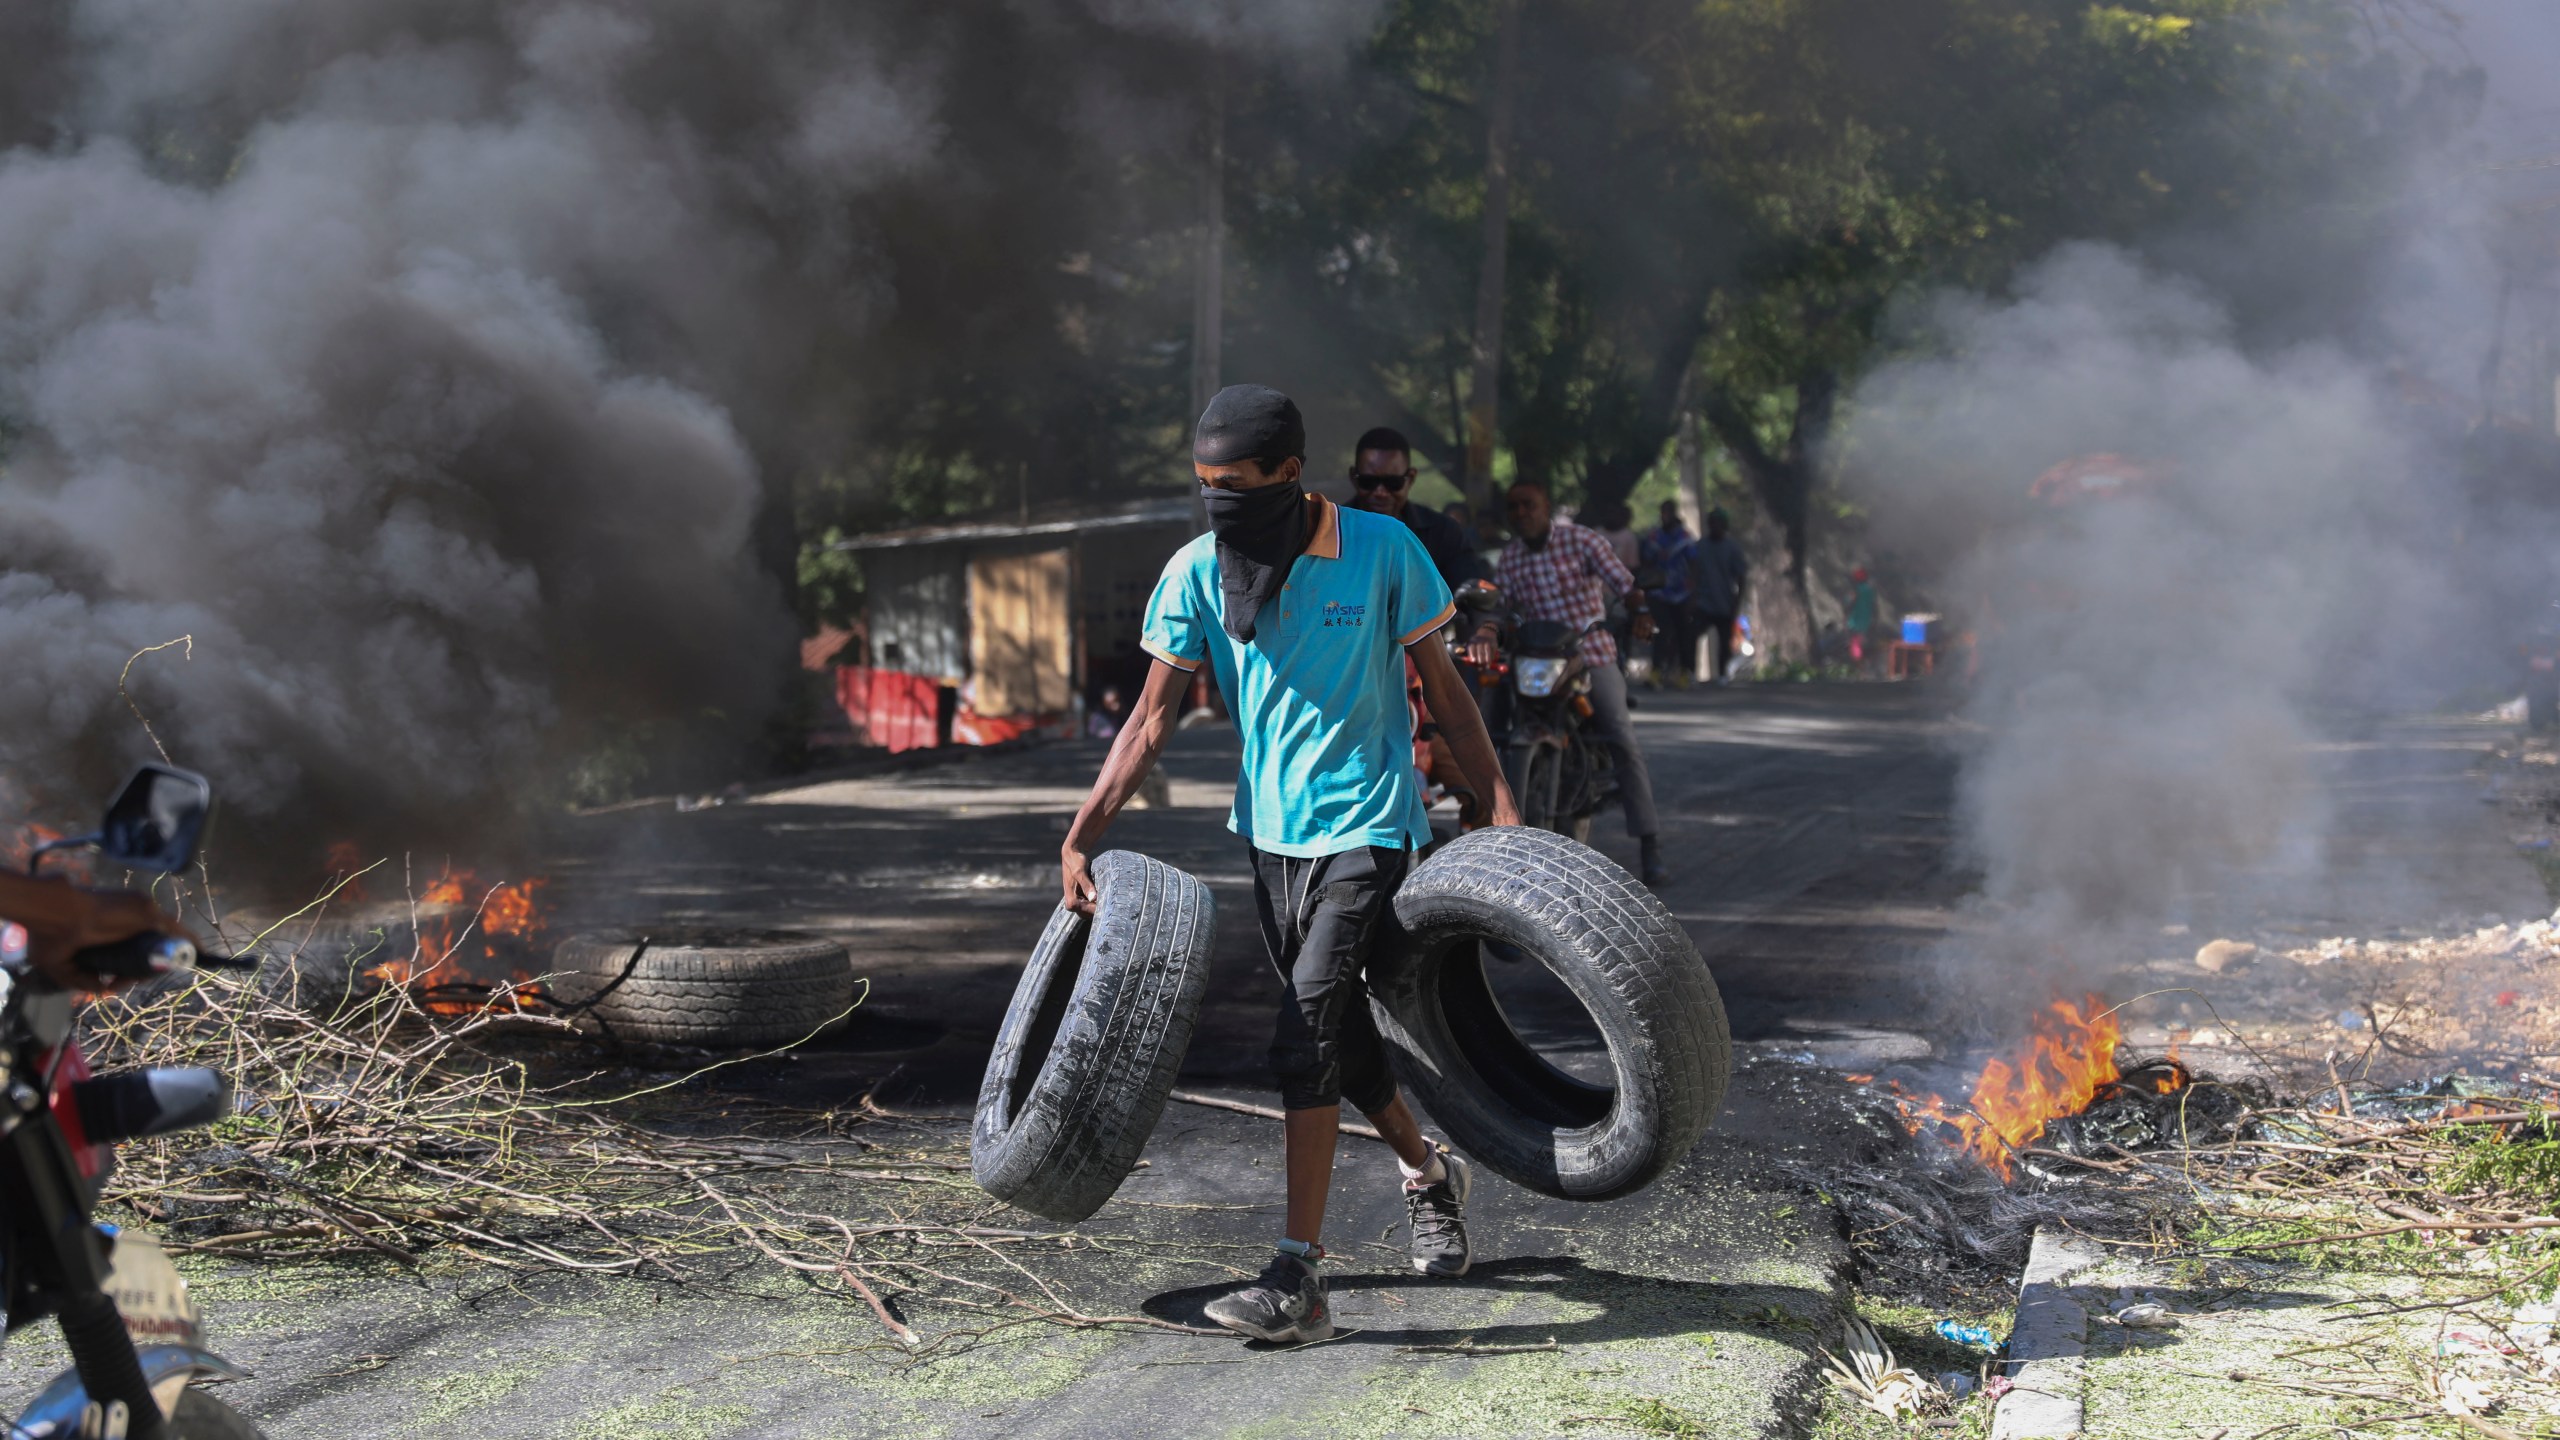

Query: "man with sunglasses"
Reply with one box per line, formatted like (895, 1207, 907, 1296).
(1347, 427, 1483, 591)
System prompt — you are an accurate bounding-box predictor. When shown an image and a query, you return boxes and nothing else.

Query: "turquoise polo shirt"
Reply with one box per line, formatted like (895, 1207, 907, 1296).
(1142, 495, 1457, 858)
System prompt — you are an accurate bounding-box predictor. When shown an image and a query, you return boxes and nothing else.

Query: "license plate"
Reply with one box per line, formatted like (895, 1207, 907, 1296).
(104, 1232, 203, 1349)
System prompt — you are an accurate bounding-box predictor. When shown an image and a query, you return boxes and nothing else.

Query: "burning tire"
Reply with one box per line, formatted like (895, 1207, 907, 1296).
(1372, 825, 1730, 1201)
(247, 915, 404, 1012)
(549, 930, 855, 1049)
(971, 851, 1215, 1224)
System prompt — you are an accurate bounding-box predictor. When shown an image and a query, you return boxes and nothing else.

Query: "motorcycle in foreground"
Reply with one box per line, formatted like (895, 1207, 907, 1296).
(0, 764, 265, 1439)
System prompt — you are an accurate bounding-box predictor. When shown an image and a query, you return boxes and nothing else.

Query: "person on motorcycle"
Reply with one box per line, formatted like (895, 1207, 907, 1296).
(1471, 478, 1667, 886)
(1347, 427, 1482, 590)
(1060, 385, 1520, 1346)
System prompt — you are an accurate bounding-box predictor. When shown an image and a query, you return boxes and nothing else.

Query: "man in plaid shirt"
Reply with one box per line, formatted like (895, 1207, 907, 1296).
(1466, 478, 1668, 885)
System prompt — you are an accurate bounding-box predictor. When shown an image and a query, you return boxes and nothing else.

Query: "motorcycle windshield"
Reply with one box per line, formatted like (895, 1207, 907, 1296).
(1515, 657, 1568, 697)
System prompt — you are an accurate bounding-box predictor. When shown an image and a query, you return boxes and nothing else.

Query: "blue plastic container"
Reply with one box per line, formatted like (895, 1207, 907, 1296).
(1900, 615, 1932, 645)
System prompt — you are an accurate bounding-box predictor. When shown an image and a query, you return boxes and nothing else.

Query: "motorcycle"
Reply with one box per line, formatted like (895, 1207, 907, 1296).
(1505, 617, 1618, 842)
(1, 764, 266, 1440)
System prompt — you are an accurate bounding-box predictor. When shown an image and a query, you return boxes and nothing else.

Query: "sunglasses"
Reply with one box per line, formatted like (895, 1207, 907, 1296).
(1350, 469, 1414, 491)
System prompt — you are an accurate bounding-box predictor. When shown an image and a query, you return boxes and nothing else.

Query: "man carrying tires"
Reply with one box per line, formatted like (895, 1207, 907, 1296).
(1469, 479, 1668, 886)
(1061, 384, 1520, 1345)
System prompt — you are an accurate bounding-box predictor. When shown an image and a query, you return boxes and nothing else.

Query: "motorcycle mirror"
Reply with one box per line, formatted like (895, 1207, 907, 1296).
(96, 764, 212, 874)
(1455, 580, 1502, 612)
(1631, 564, 1667, 592)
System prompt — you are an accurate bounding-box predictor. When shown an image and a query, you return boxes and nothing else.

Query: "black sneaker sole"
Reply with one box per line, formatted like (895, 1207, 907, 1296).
(1208, 1311, 1337, 1344)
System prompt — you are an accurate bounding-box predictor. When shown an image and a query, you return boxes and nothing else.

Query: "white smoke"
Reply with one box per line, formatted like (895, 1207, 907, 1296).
(1837, 244, 2477, 926)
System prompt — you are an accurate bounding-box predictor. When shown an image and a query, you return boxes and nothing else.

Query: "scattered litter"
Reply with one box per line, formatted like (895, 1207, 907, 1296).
(1936, 1371, 1976, 1398)
(2194, 939, 2257, 974)
(1934, 1319, 2001, 1351)
(2335, 1009, 2367, 1030)
(2106, 1302, 2176, 1329)
(2430, 1368, 2494, 1417)
(1820, 1318, 1934, 1421)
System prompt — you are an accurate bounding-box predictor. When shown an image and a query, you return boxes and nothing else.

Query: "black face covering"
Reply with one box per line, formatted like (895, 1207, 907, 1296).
(1203, 480, 1309, 642)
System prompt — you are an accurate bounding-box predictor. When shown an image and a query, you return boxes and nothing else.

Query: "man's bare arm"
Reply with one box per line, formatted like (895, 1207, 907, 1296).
(1061, 659, 1195, 912)
(1412, 635, 1520, 828)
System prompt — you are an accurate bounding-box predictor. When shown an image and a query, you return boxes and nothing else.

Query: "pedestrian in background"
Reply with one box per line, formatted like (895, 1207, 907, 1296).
(1639, 501, 1699, 688)
(1695, 508, 1749, 685)
(1588, 501, 1641, 674)
(1844, 566, 1880, 672)
(1086, 684, 1127, 739)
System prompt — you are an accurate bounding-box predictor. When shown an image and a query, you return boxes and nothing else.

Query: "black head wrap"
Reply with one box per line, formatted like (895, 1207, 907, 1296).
(1193, 384, 1305, 468)
(1195, 385, 1311, 643)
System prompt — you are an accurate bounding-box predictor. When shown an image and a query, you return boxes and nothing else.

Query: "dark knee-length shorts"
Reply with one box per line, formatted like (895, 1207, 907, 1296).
(1250, 844, 1409, 1114)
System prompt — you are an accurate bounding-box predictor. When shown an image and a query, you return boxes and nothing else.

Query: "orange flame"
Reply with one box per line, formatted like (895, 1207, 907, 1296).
(1879, 996, 2124, 1180)
(366, 869, 551, 1014)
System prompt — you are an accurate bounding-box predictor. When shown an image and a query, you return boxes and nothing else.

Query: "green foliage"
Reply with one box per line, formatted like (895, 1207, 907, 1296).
(795, 529, 864, 631)
(2086, 5, 2198, 50)
(1617, 1396, 1713, 1437)
(791, 0, 2467, 610)
(2437, 1113, 2560, 1210)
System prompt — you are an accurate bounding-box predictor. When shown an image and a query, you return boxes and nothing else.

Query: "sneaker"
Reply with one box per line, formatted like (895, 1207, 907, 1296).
(1204, 1250, 1333, 1343)
(1404, 1148, 1474, 1276)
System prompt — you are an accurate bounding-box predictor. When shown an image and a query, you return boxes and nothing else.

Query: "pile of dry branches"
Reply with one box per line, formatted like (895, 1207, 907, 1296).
(2174, 1081, 2560, 1263)
(79, 927, 1210, 1355)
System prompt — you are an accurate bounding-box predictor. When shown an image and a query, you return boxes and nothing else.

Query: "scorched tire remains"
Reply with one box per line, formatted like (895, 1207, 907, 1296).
(550, 930, 855, 1048)
(1372, 825, 1731, 1201)
(971, 851, 1216, 1224)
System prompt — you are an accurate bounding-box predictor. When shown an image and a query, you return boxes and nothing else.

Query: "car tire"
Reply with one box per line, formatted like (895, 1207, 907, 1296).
(247, 916, 403, 1013)
(971, 851, 1216, 1224)
(1371, 825, 1731, 1201)
(549, 930, 856, 1049)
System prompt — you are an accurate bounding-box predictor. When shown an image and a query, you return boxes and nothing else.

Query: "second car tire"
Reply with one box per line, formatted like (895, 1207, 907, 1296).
(550, 930, 856, 1048)
(1370, 825, 1731, 1201)
(972, 851, 1216, 1224)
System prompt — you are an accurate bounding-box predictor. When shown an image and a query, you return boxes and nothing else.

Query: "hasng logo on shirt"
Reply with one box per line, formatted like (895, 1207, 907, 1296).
(1322, 601, 1367, 627)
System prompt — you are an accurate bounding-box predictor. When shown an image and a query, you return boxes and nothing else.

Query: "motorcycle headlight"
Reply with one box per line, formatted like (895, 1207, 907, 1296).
(1515, 657, 1567, 697)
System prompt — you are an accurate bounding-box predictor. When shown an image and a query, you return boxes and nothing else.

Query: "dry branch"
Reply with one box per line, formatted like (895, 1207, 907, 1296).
(79, 935, 1204, 1356)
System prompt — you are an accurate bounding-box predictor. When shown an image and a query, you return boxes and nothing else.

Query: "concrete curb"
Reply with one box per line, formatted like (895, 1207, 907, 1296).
(1991, 1226, 2106, 1440)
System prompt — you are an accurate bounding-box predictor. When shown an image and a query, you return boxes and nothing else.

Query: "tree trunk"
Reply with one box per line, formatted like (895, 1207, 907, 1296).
(1676, 408, 1706, 531)
(1699, 369, 1835, 662)
(1190, 78, 1224, 532)
(1462, 0, 1523, 539)
(1573, 311, 1710, 520)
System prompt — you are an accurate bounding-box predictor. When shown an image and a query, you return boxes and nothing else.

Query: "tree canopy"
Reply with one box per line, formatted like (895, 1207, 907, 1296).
(775, 0, 2478, 649)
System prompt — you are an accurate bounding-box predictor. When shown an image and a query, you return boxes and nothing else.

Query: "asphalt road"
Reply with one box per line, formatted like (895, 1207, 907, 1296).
(6, 681, 2541, 1438)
